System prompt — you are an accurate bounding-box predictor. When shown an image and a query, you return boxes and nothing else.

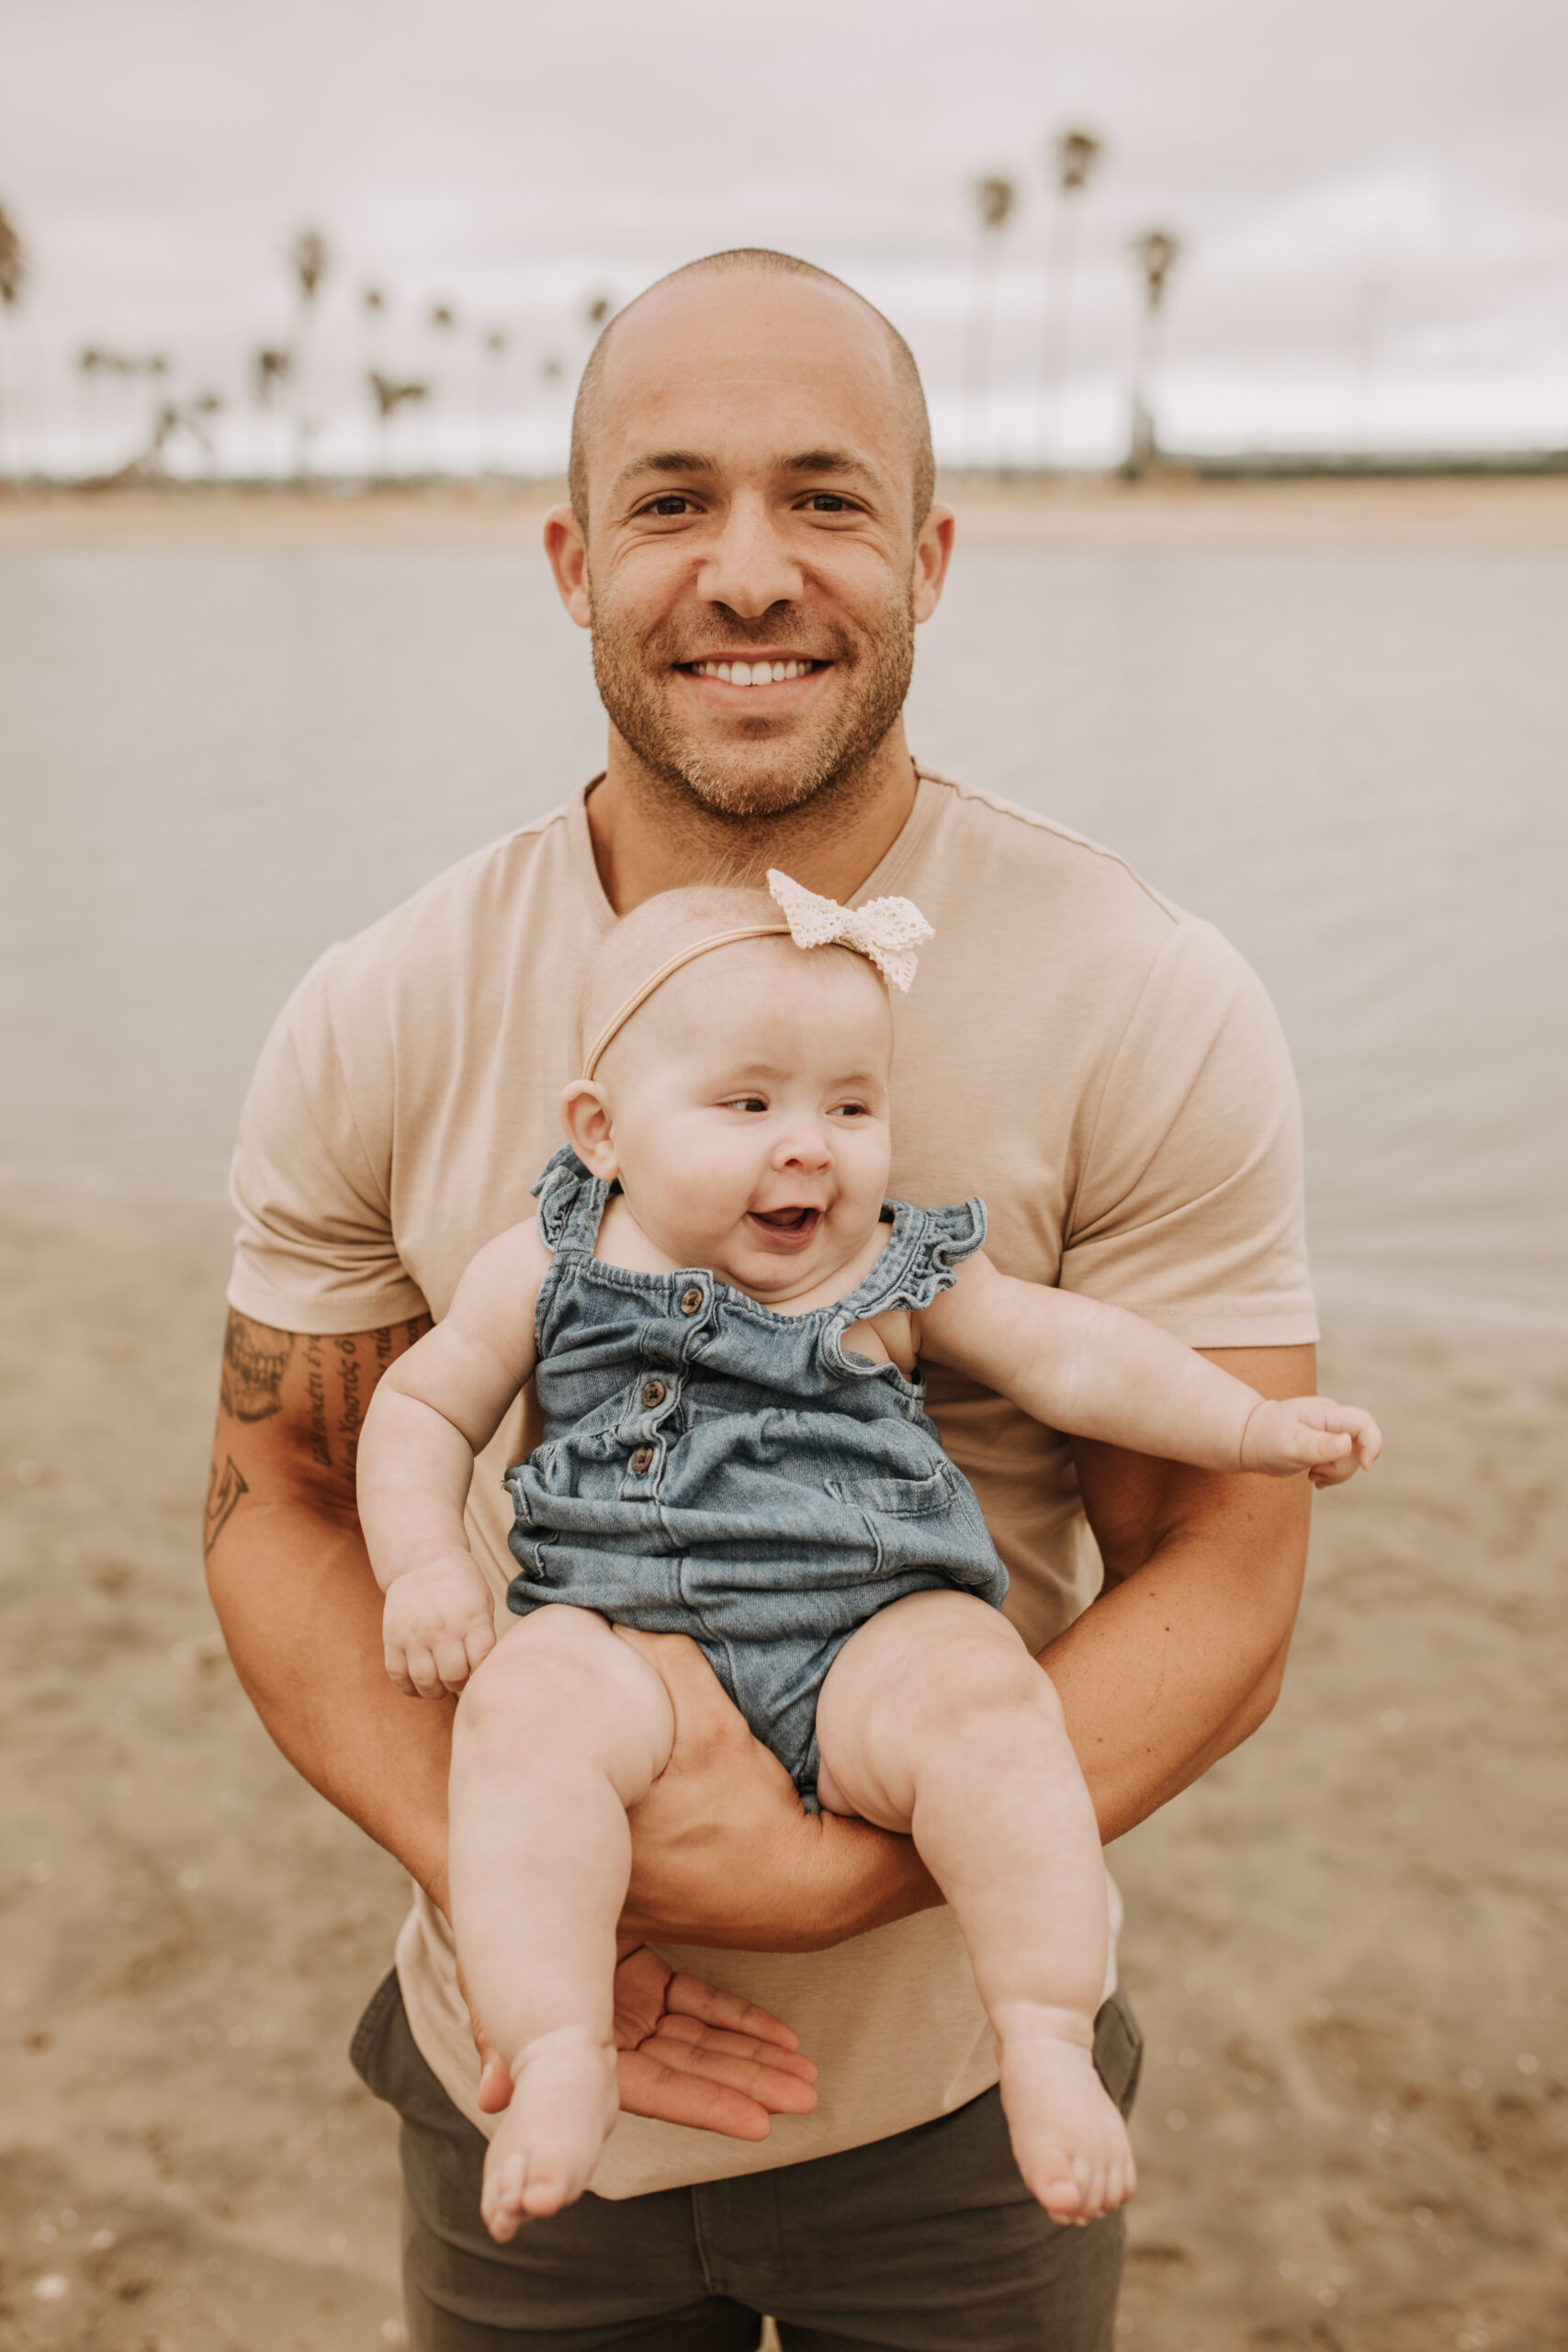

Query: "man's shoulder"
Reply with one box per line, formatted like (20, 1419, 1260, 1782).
(908, 769, 1247, 997)
(268, 796, 592, 1083)
(912, 770, 1179, 923)
(332, 798, 581, 977)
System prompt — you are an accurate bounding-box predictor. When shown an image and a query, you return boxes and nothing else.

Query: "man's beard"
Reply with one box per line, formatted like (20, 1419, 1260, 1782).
(588, 593, 916, 823)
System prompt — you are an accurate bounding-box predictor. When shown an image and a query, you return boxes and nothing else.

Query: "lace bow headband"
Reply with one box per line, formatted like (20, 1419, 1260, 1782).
(580, 869, 935, 1080)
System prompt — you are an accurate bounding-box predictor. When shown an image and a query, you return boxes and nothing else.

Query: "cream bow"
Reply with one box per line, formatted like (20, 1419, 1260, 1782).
(766, 870, 934, 993)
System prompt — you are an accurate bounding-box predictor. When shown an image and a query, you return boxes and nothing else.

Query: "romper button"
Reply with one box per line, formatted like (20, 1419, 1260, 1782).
(641, 1379, 667, 1408)
(679, 1286, 704, 1316)
(630, 1446, 654, 1476)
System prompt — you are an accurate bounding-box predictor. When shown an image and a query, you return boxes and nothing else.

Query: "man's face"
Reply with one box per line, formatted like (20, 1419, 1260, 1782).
(567, 275, 945, 820)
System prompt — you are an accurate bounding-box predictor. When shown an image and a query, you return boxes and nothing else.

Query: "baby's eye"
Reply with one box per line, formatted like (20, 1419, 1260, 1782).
(726, 1095, 769, 1114)
(832, 1102, 870, 1119)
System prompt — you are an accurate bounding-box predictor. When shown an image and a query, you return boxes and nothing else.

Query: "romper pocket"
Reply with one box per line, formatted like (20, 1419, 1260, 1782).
(827, 1462, 960, 1518)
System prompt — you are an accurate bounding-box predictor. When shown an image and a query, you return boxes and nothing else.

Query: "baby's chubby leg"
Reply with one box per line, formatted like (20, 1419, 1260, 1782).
(815, 1592, 1135, 2223)
(447, 1604, 674, 2239)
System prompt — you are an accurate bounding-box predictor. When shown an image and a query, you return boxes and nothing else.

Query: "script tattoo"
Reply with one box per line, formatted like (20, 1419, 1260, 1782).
(220, 1314, 296, 1422)
(204, 1453, 249, 1557)
(208, 1312, 434, 1552)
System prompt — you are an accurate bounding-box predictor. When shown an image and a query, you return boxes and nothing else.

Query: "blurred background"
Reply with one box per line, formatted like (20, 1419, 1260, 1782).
(2, 5, 1564, 2349)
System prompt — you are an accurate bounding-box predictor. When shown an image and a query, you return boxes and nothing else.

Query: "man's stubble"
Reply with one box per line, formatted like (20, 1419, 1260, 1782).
(588, 586, 917, 827)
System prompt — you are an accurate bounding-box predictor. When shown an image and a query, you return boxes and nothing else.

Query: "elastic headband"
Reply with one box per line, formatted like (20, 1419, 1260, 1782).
(579, 871, 935, 1081)
(581, 923, 791, 1080)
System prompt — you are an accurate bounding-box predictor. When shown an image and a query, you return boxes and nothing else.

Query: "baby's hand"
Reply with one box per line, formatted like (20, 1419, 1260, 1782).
(383, 1552, 498, 1697)
(1239, 1396, 1382, 1487)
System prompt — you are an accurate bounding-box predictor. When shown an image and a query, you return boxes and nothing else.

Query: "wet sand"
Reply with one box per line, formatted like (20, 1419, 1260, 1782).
(2, 1193, 1562, 2349)
(5, 473, 1568, 556)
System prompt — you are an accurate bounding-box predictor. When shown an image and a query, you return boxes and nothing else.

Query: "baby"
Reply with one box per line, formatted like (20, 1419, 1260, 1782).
(358, 873, 1380, 2245)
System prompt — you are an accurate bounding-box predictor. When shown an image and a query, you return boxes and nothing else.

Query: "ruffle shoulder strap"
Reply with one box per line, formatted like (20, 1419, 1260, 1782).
(874, 1195, 988, 1315)
(530, 1146, 604, 1257)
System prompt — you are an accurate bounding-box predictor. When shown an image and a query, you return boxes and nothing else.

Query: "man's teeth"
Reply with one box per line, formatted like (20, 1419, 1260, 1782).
(694, 659, 813, 685)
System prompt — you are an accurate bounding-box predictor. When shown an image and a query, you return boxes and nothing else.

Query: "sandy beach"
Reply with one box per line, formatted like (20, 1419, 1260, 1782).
(3, 470, 1564, 2346)
(2, 1190, 1562, 2352)
(6, 471, 1568, 556)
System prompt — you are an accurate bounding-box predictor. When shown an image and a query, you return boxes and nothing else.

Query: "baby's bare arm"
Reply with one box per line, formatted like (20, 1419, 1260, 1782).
(918, 1255, 1380, 1481)
(358, 1219, 551, 1693)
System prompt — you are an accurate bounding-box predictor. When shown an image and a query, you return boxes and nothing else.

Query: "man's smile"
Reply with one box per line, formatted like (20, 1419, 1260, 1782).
(675, 656, 832, 707)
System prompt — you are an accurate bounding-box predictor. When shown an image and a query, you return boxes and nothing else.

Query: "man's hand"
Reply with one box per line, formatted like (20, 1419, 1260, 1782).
(465, 1943, 818, 2142)
(613, 1630, 940, 1952)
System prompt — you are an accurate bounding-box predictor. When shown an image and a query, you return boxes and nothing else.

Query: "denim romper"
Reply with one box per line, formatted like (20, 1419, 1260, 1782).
(503, 1148, 1010, 1805)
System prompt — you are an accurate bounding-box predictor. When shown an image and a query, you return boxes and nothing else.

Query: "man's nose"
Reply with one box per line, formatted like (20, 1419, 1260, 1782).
(696, 491, 804, 619)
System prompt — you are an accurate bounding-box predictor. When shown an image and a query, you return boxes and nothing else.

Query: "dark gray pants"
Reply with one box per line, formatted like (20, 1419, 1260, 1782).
(352, 1971, 1142, 2350)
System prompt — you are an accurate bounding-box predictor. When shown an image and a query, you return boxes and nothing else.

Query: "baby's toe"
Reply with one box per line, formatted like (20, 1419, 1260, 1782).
(520, 2174, 570, 2221)
(481, 2154, 528, 2244)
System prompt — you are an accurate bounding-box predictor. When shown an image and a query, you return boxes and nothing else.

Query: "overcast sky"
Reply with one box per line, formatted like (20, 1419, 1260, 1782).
(6, 0, 1568, 470)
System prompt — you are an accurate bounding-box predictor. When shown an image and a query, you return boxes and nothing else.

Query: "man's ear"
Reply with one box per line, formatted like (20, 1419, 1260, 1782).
(559, 1080, 616, 1175)
(544, 507, 592, 630)
(911, 503, 955, 625)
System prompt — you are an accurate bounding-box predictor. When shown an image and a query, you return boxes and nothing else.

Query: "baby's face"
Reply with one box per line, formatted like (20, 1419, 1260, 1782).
(593, 944, 894, 1302)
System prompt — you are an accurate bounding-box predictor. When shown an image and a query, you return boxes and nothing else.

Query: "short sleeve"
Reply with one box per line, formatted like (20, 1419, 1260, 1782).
(227, 946, 430, 1334)
(1060, 918, 1318, 1348)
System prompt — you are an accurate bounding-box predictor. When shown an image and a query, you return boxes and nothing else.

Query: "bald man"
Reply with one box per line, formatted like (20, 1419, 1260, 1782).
(209, 248, 1318, 2350)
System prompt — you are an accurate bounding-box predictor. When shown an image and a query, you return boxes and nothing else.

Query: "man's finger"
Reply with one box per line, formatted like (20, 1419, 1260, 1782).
(655, 2013, 818, 2081)
(476, 2048, 514, 2113)
(616, 2051, 776, 2140)
(662, 1969, 804, 2051)
(632, 2030, 819, 2111)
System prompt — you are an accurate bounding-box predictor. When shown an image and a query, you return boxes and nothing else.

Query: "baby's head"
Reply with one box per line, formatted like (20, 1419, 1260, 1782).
(561, 886, 897, 1301)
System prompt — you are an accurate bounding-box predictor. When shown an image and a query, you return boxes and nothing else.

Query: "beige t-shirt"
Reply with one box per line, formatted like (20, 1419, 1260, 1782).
(229, 769, 1316, 2196)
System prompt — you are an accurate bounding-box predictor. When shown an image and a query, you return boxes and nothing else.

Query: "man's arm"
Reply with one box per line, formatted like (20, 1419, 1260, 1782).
(205, 1308, 457, 1907)
(1048, 1343, 1314, 1843)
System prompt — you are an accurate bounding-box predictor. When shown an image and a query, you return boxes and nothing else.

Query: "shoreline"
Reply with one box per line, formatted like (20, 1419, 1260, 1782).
(6, 473, 1568, 554)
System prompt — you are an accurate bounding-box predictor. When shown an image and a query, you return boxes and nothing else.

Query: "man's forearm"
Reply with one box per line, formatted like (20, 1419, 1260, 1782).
(1036, 1512, 1303, 1845)
(1048, 1344, 1316, 1846)
(208, 1498, 456, 1909)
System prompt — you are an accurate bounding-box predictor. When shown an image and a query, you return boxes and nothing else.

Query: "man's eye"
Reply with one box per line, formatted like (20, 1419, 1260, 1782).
(805, 493, 849, 513)
(643, 494, 694, 517)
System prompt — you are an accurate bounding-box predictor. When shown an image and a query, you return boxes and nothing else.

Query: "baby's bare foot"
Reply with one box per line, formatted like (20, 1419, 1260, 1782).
(994, 2007, 1136, 2224)
(479, 2026, 619, 2242)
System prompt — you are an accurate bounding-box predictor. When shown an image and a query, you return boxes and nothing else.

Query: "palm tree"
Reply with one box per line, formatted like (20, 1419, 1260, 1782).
(964, 174, 1020, 469)
(367, 370, 429, 481)
(0, 199, 28, 485)
(1036, 128, 1103, 470)
(584, 291, 615, 334)
(288, 226, 330, 481)
(191, 390, 224, 481)
(1125, 231, 1181, 479)
(480, 328, 510, 474)
(254, 345, 293, 481)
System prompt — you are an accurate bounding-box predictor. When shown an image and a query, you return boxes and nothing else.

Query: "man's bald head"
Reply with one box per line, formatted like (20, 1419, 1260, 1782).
(568, 248, 935, 535)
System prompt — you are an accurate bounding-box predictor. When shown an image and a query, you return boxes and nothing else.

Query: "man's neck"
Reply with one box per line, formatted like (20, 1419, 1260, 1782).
(585, 722, 921, 913)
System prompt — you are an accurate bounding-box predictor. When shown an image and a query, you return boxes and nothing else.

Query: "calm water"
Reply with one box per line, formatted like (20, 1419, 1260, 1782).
(4, 542, 1565, 1329)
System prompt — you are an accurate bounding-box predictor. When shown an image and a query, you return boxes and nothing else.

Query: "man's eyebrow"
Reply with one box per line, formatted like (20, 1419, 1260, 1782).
(780, 450, 874, 480)
(611, 449, 714, 496)
(612, 447, 888, 500)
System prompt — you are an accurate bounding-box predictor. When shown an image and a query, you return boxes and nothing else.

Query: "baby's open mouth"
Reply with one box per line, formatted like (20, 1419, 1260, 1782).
(749, 1206, 821, 1238)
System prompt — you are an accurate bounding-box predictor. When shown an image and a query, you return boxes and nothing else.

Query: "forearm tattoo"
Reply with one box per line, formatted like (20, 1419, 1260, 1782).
(208, 1307, 433, 1555)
